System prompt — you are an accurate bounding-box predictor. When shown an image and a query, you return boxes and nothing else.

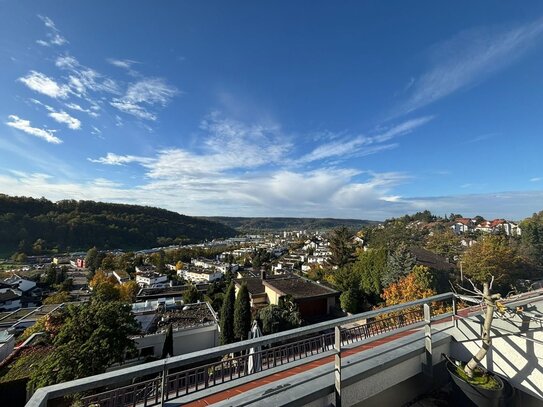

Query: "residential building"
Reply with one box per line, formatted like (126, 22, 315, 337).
(182, 267, 223, 283)
(135, 271, 168, 287)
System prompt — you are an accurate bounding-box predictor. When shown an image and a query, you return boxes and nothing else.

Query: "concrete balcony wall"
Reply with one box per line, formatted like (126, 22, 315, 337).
(449, 308, 543, 404)
(212, 332, 453, 407)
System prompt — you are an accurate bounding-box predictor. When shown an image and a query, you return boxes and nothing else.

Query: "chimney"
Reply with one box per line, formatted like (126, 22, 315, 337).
(261, 268, 266, 281)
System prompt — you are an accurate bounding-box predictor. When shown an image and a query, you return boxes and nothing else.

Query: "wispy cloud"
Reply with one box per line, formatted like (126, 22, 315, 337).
(399, 17, 543, 115)
(36, 15, 68, 47)
(530, 177, 541, 182)
(48, 110, 81, 130)
(88, 152, 152, 165)
(19, 71, 71, 99)
(55, 55, 120, 96)
(30, 99, 82, 130)
(107, 58, 138, 70)
(65, 102, 99, 117)
(111, 78, 178, 120)
(301, 116, 433, 163)
(6, 115, 62, 144)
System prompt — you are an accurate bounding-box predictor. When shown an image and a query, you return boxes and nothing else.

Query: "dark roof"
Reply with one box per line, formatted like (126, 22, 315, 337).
(410, 247, 456, 272)
(0, 291, 21, 303)
(263, 276, 338, 300)
(235, 278, 266, 296)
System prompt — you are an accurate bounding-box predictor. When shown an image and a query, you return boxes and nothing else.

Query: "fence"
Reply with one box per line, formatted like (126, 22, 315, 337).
(27, 293, 455, 407)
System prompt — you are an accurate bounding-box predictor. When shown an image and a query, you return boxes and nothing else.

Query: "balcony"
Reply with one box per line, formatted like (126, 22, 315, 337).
(26, 290, 543, 407)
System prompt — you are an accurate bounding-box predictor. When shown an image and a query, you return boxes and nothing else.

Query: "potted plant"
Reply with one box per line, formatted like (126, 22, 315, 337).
(446, 279, 505, 407)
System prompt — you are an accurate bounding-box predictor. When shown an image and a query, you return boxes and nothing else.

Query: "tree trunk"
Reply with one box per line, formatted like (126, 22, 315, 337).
(464, 283, 497, 378)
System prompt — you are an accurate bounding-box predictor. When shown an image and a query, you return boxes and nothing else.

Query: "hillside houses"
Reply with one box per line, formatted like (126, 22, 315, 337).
(450, 218, 521, 236)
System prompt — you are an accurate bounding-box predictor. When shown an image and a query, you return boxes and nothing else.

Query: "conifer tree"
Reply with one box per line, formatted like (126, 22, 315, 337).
(219, 282, 235, 345)
(234, 284, 251, 340)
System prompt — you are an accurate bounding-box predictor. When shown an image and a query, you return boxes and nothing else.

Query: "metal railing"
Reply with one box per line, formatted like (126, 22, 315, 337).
(26, 292, 455, 407)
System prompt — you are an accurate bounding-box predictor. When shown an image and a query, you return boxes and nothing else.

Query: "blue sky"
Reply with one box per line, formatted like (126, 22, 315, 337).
(1, 1, 543, 220)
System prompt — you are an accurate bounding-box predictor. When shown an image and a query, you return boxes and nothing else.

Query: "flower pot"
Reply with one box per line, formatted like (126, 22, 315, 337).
(446, 361, 504, 407)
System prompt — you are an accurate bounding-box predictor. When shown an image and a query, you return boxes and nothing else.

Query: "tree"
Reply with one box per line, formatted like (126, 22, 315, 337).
(381, 265, 436, 306)
(118, 280, 140, 302)
(183, 285, 200, 304)
(328, 227, 355, 268)
(258, 296, 301, 335)
(85, 247, 99, 272)
(461, 235, 526, 293)
(425, 229, 462, 260)
(356, 248, 387, 300)
(100, 253, 116, 271)
(234, 284, 251, 340)
(43, 291, 72, 305)
(340, 288, 362, 313)
(382, 242, 416, 287)
(28, 298, 139, 389)
(219, 282, 235, 345)
(161, 324, 174, 358)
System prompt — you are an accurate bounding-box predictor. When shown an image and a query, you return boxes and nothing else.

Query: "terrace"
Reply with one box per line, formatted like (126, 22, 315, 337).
(26, 289, 543, 407)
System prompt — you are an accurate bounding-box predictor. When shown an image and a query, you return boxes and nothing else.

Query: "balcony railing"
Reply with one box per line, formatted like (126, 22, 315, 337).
(26, 292, 455, 407)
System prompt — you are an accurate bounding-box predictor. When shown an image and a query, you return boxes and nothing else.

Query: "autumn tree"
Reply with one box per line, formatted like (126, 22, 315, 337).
(234, 284, 251, 340)
(461, 235, 526, 293)
(381, 265, 436, 306)
(118, 280, 140, 302)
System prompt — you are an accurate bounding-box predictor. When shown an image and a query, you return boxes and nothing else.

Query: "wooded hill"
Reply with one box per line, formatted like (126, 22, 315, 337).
(0, 194, 237, 255)
(201, 216, 378, 232)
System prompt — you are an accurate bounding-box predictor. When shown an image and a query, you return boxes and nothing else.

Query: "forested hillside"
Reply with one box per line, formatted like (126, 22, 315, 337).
(201, 216, 378, 232)
(0, 194, 237, 255)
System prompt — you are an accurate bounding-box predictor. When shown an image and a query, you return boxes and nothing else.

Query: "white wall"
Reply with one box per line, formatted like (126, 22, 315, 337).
(449, 310, 543, 401)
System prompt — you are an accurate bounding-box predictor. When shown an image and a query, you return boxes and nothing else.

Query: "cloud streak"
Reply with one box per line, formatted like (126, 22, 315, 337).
(110, 78, 178, 120)
(36, 15, 68, 47)
(399, 17, 543, 115)
(6, 115, 62, 144)
(301, 116, 433, 163)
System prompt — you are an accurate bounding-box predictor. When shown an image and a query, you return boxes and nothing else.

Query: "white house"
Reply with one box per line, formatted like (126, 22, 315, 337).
(113, 270, 131, 285)
(136, 271, 168, 287)
(182, 268, 223, 283)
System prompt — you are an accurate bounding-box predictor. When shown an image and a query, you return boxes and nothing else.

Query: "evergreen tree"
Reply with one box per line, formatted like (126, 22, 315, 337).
(161, 323, 174, 358)
(382, 242, 416, 287)
(219, 282, 235, 345)
(327, 226, 355, 267)
(85, 247, 99, 272)
(234, 284, 251, 340)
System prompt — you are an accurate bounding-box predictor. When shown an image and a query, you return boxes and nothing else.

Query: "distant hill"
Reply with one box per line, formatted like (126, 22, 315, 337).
(201, 217, 379, 233)
(0, 195, 237, 255)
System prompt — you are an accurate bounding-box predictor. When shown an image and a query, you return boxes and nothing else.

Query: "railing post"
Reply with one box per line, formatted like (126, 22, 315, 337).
(423, 303, 433, 378)
(452, 295, 458, 328)
(334, 326, 341, 407)
(160, 362, 168, 407)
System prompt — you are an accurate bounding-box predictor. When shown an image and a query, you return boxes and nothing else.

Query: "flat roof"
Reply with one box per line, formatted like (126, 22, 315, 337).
(263, 276, 338, 300)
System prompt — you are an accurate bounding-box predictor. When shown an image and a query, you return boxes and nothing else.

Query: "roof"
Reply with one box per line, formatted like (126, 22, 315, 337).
(263, 276, 338, 300)
(235, 277, 266, 296)
(0, 290, 21, 303)
(410, 247, 455, 272)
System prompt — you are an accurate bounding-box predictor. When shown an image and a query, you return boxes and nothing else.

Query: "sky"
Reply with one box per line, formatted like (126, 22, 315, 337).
(1, 1, 543, 220)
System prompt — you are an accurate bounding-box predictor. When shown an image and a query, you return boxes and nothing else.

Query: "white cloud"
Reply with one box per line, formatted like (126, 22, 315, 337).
(48, 110, 81, 130)
(301, 116, 432, 163)
(107, 58, 138, 69)
(55, 55, 120, 96)
(399, 17, 543, 115)
(530, 177, 541, 182)
(111, 78, 178, 120)
(36, 15, 68, 47)
(19, 71, 71, 99)
(6, 115, 62, 144)
(65, 102, 99, 117)
(88, 152, 152, 166)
